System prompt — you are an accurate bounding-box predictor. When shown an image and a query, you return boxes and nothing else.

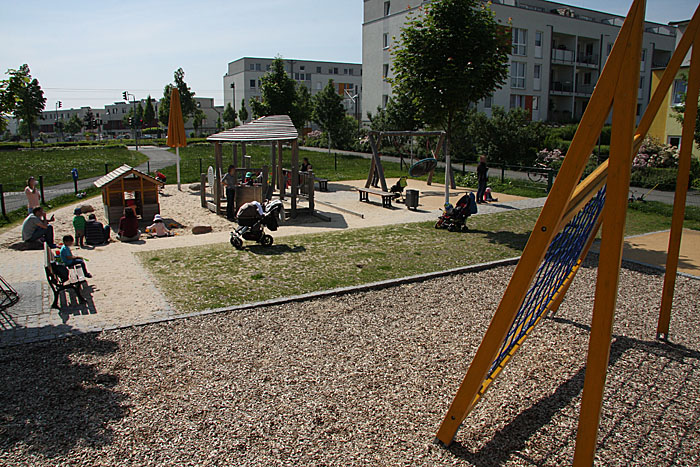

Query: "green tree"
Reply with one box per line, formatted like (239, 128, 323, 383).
(671, 73, 700, 148)
(123, 107, 134, 128)
(83, 108, 96, 130)
(223, 102, 237, 128)
(312, 79, 346, 152)
(391, 0, 509, 150)
(64, 114, 83, 136)
(159, 67, 196, 125)
(192, 108, 205, 136)
(367, 94, 423, 132)
(238, 98, 249, 123)
(0, 64, 47, 147)
(470, 106, 547, 165)
(135, 102, 144, 127)
(143, 95, 156, 127)
(249, 56, 310, 128)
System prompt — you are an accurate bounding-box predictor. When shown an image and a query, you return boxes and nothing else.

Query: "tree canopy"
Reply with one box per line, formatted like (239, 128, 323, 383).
(391, 0, 509, 144)
(143, 95, 157, 127)
(0, 64, 46, 147)
(223, 102, 237, 128)
(64, 114, 83, 136)
(312, 79, 346, 150)
(159, 68, 196, 125)
(368, 94, 423, 132)
(250, 57, 311, 128)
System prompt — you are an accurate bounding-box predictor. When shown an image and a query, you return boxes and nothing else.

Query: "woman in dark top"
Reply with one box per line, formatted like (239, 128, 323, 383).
(476, 155, 488, 204)
(301, 157, 312, 172)
(117, 209, 141, 242)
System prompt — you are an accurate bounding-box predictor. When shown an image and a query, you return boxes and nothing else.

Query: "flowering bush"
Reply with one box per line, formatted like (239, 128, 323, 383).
(632, 137, 679, 169)
(536, 148, 564, 165)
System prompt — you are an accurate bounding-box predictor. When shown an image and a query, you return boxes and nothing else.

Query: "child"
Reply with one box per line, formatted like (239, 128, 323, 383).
(59, 235, 92, 278)
(73, 208, 86, 247)
(484, 187, 498, 202)
(146, 214, 172, 237)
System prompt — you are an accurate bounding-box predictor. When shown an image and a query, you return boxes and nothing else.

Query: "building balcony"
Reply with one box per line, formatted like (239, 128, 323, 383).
(576, 54, 599, 67)
(551, 48, 575, 64)
(576, 84, 595, 96)
(550, 81, 574, 94)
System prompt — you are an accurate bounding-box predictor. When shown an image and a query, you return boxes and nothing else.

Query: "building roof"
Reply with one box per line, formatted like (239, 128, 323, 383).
(206, 115, 299, 143)
(93, 164, 163, 188)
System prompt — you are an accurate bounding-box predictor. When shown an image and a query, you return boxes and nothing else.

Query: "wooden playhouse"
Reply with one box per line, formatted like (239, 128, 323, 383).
(94, 164, 164, 224)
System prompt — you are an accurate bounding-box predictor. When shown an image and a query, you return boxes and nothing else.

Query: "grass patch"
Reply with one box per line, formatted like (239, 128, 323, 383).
(625, 200, 700, 234)
(0, 146, 147, 191)
(158, 143, 444, 185)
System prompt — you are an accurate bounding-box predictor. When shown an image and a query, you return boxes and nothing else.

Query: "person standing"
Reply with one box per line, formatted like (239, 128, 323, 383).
(221, 165, 237, 221)
(476, 155, 488, 204)
(24, 176, 41, 215)
(73, 208, 86, 247)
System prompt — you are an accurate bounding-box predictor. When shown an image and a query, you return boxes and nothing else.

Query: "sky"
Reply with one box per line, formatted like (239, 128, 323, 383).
(0, 0, 697, 111)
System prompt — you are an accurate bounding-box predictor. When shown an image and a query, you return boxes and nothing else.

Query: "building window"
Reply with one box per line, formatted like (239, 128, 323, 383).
(317, 66, 322, 73)
(300, 65, 305, 71)
(250, 79, 256, 88)
(317, 82, 322, 90)
(384, 1, 390, 16)
(383, 63, 389, 79)
(668, 136, 681, 147)
(639, 76, 644, 90)
(583, 72, 592, 85)
(636, 103, 641, 116)
(641, 49, 646, 63)
(510, 61, 526, 88)
(383, 33, 389, 49)
(344, 68, 348, 75)
(512, 28, 527, 56)
(607, 43, 613, 55)
(328, 68, 333, 74)
(382, 94, 389, 108)
(484, 96, 492, 108)
(510, 94, 525, 109)
(533, 96, 539, 111)
(334, 67, 339, 74)
(255, 63, 261, 71)
(249, 63, 255, 70)
(534, 31, 543, 59)
(266, 65, 271, 71)
(349, 68, 354, 76)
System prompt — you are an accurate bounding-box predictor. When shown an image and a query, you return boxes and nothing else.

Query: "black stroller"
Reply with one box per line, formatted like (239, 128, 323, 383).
(230, 199, 284, 249)
(435, 193, 476, 232)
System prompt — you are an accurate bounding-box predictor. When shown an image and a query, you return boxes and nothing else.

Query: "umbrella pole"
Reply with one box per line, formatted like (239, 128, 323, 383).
(176, 147, 181, 191)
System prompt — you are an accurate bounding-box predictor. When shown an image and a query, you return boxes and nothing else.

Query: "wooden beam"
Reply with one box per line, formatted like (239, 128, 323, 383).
(291, 140, 299, 215)
(573, 1, 644, 463)
(657, 27, 700, 340)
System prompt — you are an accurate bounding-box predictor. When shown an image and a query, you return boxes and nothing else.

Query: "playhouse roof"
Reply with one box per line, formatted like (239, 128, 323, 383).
(93, 164, 163, 188)
(206, 115, 298, 143)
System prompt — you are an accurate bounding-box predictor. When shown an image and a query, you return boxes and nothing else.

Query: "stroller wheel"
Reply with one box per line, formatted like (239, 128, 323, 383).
(448, 224, 457, 232)
(260, 234, 274, 247)
(435, 221, 442, 229)
(230, 237, 243, 250)
(461, 224, 469, 232)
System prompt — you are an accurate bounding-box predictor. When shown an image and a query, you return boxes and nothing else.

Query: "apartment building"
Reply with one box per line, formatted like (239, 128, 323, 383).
(31, 97, 223, 138)
(223, 57, 363, 123)
(362, 0, 678, 123)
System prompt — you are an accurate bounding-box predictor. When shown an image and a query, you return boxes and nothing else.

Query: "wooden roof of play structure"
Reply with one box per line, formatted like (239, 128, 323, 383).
(206, 115, 298, 143)
(93, 164, 163, 188)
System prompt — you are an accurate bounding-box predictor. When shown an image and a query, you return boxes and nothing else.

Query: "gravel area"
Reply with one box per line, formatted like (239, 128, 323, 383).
(0, 259, 698, 466)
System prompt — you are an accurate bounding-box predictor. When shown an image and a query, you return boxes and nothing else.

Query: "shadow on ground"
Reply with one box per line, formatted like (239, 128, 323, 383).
(0, 332, 127, 458)
(245, 244, 307, 256)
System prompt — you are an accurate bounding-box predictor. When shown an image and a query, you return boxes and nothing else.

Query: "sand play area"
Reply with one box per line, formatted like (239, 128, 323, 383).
(0, 180, 541, 345)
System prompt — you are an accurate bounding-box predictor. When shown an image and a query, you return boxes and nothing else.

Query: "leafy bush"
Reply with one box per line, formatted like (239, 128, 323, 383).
(630, 167, 681, 190)
(632, 137, 679, 169)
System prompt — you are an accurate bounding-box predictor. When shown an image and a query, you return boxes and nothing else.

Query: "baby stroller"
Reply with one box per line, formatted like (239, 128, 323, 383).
(230, 200, 284, 249)
(435, 193, 476, 232)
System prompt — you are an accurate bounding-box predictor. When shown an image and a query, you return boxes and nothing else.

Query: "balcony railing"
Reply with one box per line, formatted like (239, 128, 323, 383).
(550, 81, 574, 93)
(551, 49, 575, 63)
(577, 53, 599, 66)
(576, 84, 595, 95)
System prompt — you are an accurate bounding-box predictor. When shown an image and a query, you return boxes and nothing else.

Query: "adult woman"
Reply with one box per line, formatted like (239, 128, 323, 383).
(24, 177, 41, 214)
(117, 208, 141, 242)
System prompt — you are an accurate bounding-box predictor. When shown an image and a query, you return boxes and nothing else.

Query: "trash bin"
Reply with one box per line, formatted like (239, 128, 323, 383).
(405, 189, 419, 210)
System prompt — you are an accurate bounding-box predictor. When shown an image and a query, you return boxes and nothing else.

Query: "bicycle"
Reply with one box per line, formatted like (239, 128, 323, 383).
(527, 163, 549, 183)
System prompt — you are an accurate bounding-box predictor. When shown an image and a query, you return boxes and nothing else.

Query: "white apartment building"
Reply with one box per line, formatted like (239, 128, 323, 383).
(31, 97, 223, 138)
(223, 57, 363, 123)
(362, 0, 678, 123)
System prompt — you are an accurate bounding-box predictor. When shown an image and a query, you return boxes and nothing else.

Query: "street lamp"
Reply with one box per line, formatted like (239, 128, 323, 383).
(55, 101, 62, 141)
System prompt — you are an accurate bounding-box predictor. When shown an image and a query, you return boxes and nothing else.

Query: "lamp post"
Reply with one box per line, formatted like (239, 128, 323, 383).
(55, 101, 62, 141)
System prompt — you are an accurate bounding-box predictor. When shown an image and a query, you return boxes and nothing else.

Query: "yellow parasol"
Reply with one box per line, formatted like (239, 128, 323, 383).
(166, 87, 187, 190)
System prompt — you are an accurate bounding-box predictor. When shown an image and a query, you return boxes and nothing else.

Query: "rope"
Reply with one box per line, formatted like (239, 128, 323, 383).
(487, 187, 607, 377)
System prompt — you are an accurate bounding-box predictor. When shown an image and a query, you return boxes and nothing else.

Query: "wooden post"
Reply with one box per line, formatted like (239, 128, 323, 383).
(573, 1, 643, 464)
(307, 169, 315, 213)
(39, 176, 45, 205)
(269, 142, 277, 191)
(262, 165, 269, 200)
(233, 143, 238, 168)
(215, 142, 223, 216)
(278, 141, 285, 198)
(291, 140, 299, 215)
(367, 133, 388, 191)
(0, 184, 6, 220)
(200, 173, 207, 208)
(242, 142, 247, 158)
(657, 30, 700, 340)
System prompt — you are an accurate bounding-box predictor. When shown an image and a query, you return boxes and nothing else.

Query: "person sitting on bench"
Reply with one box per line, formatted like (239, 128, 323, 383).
(22, 207, 57, 248)
(60, 235, 92, 278)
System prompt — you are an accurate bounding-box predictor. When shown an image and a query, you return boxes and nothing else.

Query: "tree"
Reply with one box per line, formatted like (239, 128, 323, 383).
(249, 56, 311, 128)
(64, 114, 83, 136)
(192, 108, 205, 136)
(83, 108, 96, 130)
(238, 98, 249, 123)
(312, 79, 346, 152)
(367, 94, 423, 131)
(143, 95, 156, 127)
(159, 67, 196, 125)
(0, 64, 47, 147)
(135, 102, 144, 128)
(391, 0, 509, 150)
(223, 102, 237, 128)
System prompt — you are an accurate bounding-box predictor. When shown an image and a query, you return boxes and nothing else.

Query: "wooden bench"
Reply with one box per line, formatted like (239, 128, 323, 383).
(315, 177, 329, 192)
(44, 244, 86, 310)
(357, 187, 397, 208)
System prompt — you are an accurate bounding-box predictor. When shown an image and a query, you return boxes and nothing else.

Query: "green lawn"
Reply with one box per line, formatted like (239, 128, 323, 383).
(159, 143, 445, 185)
(138, 203, 696, 313)
(0, 146, 147, 191)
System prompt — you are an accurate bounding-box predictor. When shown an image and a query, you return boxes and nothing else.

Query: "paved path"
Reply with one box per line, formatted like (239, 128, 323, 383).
(300, 146, 700, 207)
(3, 146, 176, 212)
